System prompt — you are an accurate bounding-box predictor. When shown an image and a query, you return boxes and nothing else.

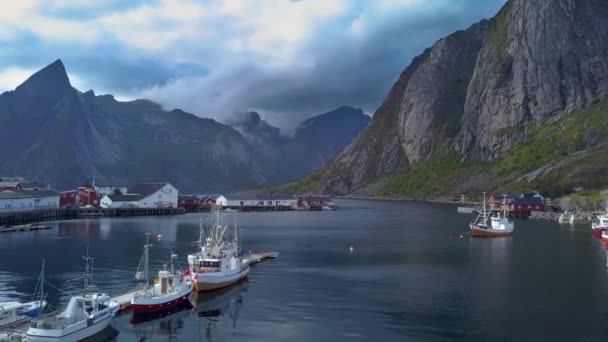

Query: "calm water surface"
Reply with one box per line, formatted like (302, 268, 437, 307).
(1, 199, 608, 341)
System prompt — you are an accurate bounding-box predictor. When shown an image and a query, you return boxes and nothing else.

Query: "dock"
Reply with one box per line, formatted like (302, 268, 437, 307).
(0, 224, 52, 233)
(242, 252, 279, 267)
(112, 290, 146, 313)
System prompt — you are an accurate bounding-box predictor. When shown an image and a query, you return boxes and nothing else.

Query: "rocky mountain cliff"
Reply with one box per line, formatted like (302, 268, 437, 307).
(312, 0, 608, 197)
(0, 60, 369, 192)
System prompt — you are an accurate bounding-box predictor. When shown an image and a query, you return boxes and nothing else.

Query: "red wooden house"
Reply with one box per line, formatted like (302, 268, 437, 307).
(0, 181, 22, 192)
(178, 195, 200, 211)
(60, 187, 100, 208)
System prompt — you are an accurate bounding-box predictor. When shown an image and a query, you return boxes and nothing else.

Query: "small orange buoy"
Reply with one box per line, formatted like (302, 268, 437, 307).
(157, 233, 163, 241)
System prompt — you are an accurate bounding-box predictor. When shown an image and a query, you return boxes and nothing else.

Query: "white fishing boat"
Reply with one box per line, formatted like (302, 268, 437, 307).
(470, 193, 514, 237)
(0, 261, 47, 329)
(26, 252, 118, 342)
(188, 213, 249, 292)
(131, 234, 193, 317)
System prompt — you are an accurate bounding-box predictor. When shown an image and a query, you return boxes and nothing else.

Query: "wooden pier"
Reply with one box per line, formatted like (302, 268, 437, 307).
(80, 207, 186, 217)
(0, 207, 185, 231)
(0, 208, 77, 228)
(224, 205, 295, 212)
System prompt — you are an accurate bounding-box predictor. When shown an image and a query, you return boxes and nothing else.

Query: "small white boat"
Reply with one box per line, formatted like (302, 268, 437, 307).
(470, 193, 514, 237)
(0, 261, 47, 329)
(188, 212, 249, 292)
(26, 252, 118, 342)
(131, 234, 193, 317)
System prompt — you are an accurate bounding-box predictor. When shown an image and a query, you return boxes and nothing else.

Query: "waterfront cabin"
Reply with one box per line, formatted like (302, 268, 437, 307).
(508, 197, 546, 217)
(100, 194, 141, 208)
(20, 182, 48, 191)
(129, 183, 178, 208)
(224, 193, 296, 211)
(0, 181, 22, 192)
(59, 187, 100, 208)
(179, 195, 200, 211)
(101, 183, 178, 208)
(197, 194, 227, 207)
(0, 190, 59, 212)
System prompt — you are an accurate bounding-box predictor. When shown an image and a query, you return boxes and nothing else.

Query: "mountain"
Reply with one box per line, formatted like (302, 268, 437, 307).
(227, 107, 370, 183)
(0, 60, 369, 192)
(291, 106, 371, 171)
(0, 60, 272, 191)
(293, 0, 608, 199)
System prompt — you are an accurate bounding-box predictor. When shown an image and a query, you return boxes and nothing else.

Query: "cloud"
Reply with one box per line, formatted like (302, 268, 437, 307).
(0, 0, 507, 129)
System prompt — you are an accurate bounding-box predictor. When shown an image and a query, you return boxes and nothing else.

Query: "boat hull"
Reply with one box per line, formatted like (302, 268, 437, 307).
(470, 224, 513, 237)
(132, 292, 192, 315)
(26, 314, 114, 342)
(193, 267, 249, 292)
(592, 227, 606, 238)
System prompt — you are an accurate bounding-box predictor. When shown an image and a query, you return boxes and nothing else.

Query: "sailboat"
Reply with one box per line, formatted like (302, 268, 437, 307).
(187, 212, 249, 292)
(26, 250, 119, 342)
(131, 234, 193, 317)
(470, 193, 514, 237)
(0, 260, 47, 329)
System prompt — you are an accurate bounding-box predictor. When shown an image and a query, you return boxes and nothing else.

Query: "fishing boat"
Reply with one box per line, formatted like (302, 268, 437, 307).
(131, 234, 193, 317)
(592, 205, 608, 237)
(0, 261, 47, 329)
(26, 251, 119, 342)
(470, 193, 514, 237)
(187, 212, 249, 292)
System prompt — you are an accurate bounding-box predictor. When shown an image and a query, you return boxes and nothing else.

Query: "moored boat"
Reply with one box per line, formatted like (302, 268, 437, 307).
(131, 234, 193, 317)
(26, 252, 118, 342)
(0, 261, 47, 329)
(592, 208, 608, 238)
(470, 193, 514, 238)
(188, 212, 249, 292)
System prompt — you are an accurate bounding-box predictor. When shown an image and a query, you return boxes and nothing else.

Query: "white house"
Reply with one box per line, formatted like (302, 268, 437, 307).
(100, 194, 140, 208)
(0, 190, 60, 212)
(130, 183, 178, 208)
(215, 195, 227, 206)
(100, 183, 178, 208)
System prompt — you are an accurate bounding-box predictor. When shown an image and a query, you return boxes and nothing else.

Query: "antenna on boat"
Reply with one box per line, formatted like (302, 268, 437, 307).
(83, 244, 93, 295)
(33, 259, 46, 317)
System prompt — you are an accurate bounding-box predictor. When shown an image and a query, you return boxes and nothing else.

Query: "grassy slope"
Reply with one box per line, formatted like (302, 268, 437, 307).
(379, 103, 608, 199)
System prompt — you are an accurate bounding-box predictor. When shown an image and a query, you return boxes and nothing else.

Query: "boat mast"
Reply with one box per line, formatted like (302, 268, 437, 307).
(33, 259, 46, 317)
(144, 233, 151, 289)
(83, 246, 93, 296)
(234, 215, 239, 257)
(482, 192, 487, 218)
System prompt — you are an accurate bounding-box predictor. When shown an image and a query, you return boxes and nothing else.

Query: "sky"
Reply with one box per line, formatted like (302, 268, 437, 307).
(0, 0, 506, 130)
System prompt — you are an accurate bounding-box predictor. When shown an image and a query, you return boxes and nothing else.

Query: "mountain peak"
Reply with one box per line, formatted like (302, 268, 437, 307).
(16, 59, 71, 93)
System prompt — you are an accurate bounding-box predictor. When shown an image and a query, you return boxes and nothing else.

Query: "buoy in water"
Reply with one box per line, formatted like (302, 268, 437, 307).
(157, 233, 163, 241)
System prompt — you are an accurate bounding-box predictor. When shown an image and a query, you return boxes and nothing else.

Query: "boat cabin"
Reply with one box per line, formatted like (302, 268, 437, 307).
(193, 259, 221, 273)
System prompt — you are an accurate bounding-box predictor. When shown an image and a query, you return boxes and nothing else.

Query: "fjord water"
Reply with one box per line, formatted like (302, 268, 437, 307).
(1, 199, 608, 341)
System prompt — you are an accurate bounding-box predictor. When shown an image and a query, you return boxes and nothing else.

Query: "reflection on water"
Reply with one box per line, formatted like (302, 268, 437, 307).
(130, 300, 195, 341)
(4, 201, 608, 340)
(195, 280, 249, 342)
